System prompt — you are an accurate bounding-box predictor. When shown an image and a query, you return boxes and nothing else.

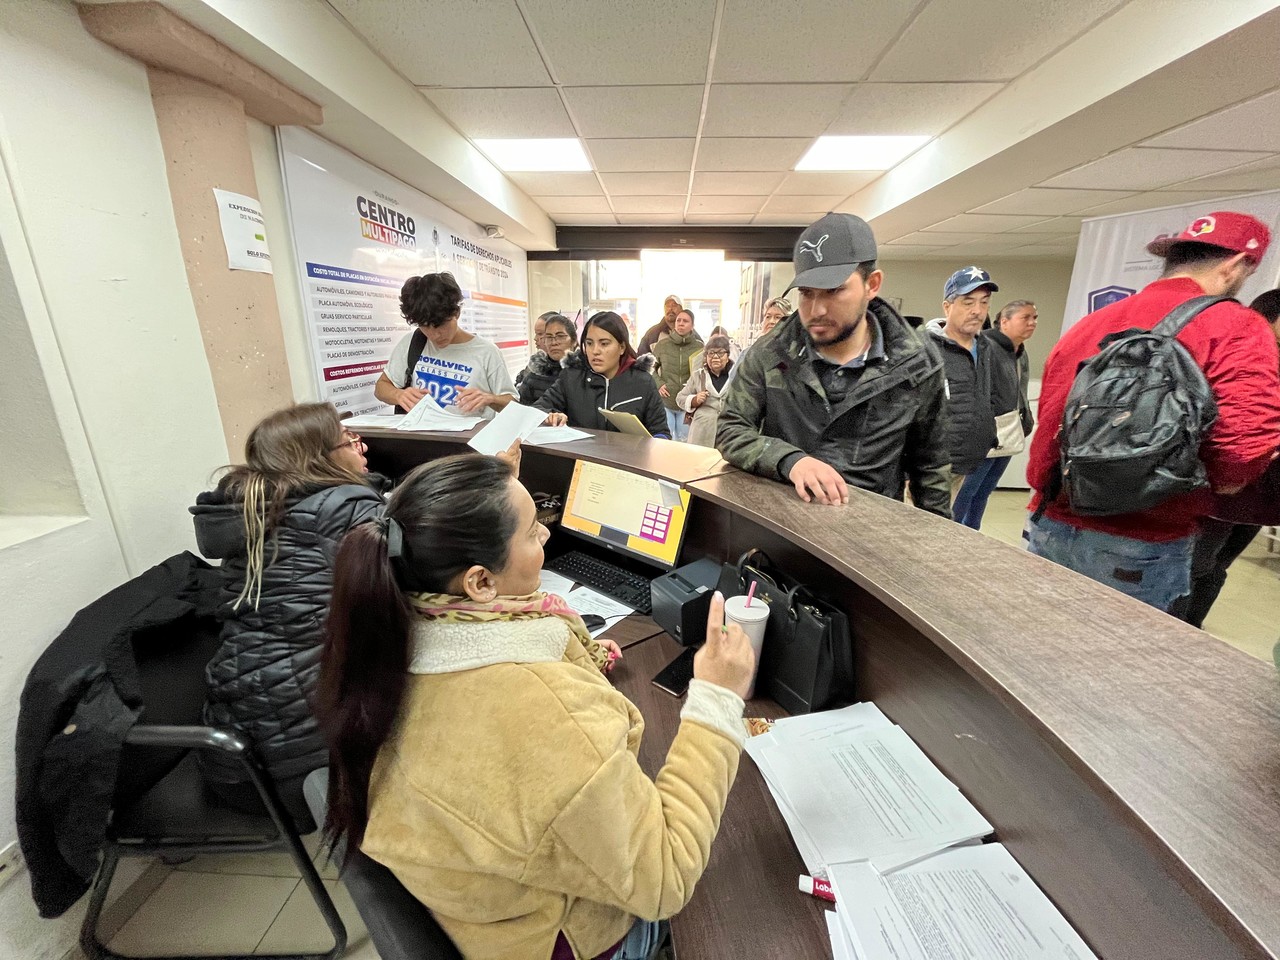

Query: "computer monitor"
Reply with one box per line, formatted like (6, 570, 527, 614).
(560, 459, 692, 571)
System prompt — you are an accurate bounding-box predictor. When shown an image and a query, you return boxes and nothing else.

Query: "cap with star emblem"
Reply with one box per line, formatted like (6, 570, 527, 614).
(1145, 210, 1271, 264)
(785, 212, 879, 292)
(943, 265, 999, 301)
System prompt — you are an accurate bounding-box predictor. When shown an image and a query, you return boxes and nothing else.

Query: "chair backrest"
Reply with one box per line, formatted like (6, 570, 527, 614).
(302, 769, 462, 960)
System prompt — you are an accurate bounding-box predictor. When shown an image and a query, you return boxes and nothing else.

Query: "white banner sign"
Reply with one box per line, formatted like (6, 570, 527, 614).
(278, 127, 530, 416)
(1062, 190, 1280, 336)
(213, 188, 272, 274)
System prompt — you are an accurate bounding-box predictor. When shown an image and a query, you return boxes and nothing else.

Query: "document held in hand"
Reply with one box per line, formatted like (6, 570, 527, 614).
(597, 407, 652, 437)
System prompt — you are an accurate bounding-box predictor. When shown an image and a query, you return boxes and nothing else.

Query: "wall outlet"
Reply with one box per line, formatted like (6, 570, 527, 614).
(0, 841, 25, 891)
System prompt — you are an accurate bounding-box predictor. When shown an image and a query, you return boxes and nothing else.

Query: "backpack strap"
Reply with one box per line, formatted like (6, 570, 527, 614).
(1152, 294, 1234, 338)
(394, 328, 429, 414)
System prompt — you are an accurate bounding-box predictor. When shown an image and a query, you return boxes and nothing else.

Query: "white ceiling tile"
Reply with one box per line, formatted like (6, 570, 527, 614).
(713, 1, 917, 82)
(610, 196, 687, 214)
(760, 195, 846, 213)
(826, 83, 1001, 136)
(1072, 191, 1245, 218)
(421, 88, 574, 138)
(599, 172, 690, 196)
(522, 0, 714, 85)
(1007, 216, 1083, 234)
(686, 214, 757, 223)
(585, 139, 695, 172)
(1144, 90, 1280, 153)
(923, 213, 1058, 233)
(553, 213, 619, 225)
(879, 246, 954, 259)
(688, 196, 767, 215)
(753, 212, 819, 225)
(776, 171, 881, 195)
(506, 172, 603, 196)
(884, 232, 966, 247)
(969, 188, 1137, 216)
(695, 138, 812, 172)
(328, 0, 550, 87)
(1039, 148, 1272, 191)
(532, 196, 613, 215)
(616, 214, 688, 224)
(1166, 155, 1280, 194)
(871, 0, 1128, 82)
(692, 172, 785, 195)
(563, 86, 704, 138)
(703, 84, 852, 138)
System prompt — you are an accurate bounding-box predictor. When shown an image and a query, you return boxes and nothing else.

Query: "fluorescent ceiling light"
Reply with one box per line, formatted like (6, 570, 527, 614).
(795, 135, 931, 171)
(474, 138, 591, 172)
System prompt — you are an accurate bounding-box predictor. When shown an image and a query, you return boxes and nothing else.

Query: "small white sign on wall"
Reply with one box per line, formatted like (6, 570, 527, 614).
(212, 188, 272, 274)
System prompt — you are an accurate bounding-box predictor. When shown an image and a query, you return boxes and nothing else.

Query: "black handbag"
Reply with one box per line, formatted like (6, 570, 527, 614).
(715, 549, 856, 715)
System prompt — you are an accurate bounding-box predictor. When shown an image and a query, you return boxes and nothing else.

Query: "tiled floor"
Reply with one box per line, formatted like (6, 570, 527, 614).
(86, 492, 1280, 960)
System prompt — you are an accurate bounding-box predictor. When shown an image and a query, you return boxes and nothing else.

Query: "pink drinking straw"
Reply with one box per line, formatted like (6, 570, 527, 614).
(745, 580, 758, 607)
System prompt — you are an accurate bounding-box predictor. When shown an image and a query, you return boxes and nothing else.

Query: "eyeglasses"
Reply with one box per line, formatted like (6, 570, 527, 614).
(332, 430, 364, 452)
(705, 350, 729, 359)
(544, 333, 573, 345)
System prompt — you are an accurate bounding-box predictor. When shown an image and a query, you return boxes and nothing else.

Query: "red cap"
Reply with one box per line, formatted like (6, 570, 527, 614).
(1146, 211, 1271, 264)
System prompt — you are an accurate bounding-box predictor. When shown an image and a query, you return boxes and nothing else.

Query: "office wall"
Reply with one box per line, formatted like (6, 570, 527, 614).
(0, 2, 232, 954)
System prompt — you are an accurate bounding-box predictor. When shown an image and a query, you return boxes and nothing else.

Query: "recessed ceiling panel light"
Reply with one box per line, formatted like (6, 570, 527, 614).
(474, 138, 592, 172)
(795, 135, 931, 171)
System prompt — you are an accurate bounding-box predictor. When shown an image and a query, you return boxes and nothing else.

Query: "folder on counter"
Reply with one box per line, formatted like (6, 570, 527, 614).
(597, 408, 651, 437)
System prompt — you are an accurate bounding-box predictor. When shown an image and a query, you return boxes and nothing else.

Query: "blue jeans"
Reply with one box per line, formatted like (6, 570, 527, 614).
(611, 919, 667, 960)
(952, 457, 1011, 529)
(1025, 515, 1194, 612)
(665, 407, 689, 442)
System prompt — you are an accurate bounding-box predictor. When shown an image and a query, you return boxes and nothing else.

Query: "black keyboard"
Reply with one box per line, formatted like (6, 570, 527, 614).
(546, 550, 653, 615)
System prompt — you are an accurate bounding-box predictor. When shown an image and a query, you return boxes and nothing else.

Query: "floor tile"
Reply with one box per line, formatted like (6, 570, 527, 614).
(172, 849, 304, 878)
(107, 872, 298, 956)
(254, 878, 369, 955)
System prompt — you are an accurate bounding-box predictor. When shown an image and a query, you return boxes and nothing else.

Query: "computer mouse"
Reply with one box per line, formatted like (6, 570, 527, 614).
(581, 614, 607, 631)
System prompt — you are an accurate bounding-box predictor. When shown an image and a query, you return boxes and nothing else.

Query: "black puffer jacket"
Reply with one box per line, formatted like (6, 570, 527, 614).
(189, 481, 384, 790)
(534, 352, 669, 437)
(515, 351, 564, 405)
(928, 326, 997, 475)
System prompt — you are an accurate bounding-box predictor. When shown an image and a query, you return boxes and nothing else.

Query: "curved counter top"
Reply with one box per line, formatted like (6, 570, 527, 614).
(363, 427, 1280, 960)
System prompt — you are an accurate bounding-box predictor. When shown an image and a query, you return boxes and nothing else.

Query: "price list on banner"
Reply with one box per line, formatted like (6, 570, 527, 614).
(279, 128, 530, 415)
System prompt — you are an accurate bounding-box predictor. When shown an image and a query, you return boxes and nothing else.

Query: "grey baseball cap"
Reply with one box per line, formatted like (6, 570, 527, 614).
(786, 212, 878, 292)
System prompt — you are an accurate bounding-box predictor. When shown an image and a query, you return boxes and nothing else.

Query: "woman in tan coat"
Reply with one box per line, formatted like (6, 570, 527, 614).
(315, 452, 755, 960)
(675, 334, 734, 449)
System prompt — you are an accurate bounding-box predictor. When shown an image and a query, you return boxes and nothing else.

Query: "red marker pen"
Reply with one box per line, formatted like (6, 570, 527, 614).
(798, 874, 835, 903)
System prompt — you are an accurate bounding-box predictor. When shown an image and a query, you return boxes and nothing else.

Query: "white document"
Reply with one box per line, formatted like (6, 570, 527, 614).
(524, 425, 592, 445)
(829, 845, 1098, 960)
(396, 395, 484, 432)
(771, 702, 893, 741)
(758, 725, 991, 871)
(826, 910, 859, 960)
(566, 585, 634, 636)
(657, 480, 682, 509)
(341, 413, 405, 429)
(538, 569, 576, 598)
(467, 402, 549, 455)
(212, 188, 272, 273)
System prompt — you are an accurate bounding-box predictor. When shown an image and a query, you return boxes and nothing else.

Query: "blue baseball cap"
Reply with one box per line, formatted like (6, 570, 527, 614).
(943, 266, 999, 301)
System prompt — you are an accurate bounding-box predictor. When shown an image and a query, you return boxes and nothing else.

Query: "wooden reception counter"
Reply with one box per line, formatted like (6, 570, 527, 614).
(361, 426, 1280, 960)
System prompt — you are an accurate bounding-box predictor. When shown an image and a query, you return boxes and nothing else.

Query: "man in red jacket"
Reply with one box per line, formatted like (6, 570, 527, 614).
(1027, 211, 1280, 611)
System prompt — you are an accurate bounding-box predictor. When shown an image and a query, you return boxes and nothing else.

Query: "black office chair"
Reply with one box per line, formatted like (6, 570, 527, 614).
(302, 768, 462, 960)
(80, 617, 346, 960)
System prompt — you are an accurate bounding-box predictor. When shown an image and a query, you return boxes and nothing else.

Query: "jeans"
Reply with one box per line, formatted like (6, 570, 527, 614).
(952, 457, 1011, 529)
(1025, 514, 1194, 612)
(665, 407, 689, 442)
(1171, 519, 1262, 627)
(610, 919, 667, 960)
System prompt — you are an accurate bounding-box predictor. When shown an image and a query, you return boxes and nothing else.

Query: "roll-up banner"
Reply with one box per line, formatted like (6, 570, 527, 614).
(278, 127, 530, 415)
(1062, 189, 1280, 336)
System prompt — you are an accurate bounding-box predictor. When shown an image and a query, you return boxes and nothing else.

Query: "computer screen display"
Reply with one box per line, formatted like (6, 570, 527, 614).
(560, 459, 692, 570)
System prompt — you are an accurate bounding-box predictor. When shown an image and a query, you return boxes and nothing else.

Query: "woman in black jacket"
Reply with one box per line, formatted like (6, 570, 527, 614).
(516, 312, 576, 405)
(536, 311, 669, 437)
(190, 403, 384, 826)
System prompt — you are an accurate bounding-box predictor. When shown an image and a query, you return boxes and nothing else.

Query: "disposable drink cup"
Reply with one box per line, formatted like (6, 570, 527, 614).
(723, 595, 770, 699)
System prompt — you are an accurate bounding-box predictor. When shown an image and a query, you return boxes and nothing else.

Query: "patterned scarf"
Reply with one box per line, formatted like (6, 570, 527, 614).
(406, 590, 612, 672)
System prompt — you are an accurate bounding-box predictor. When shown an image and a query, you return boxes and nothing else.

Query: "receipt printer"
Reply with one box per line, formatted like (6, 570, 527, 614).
(651, 557, 722, 647)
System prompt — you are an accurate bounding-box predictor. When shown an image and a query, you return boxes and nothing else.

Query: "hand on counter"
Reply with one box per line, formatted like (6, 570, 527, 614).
(695, 592, 756, 699)
(789, 456, 849, 506)
(543, 412, 568, 427)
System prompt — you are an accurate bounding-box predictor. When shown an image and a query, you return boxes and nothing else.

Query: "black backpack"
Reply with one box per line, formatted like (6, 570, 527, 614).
(393, 328, 428, 414)
(1042, 294, 1225, 518)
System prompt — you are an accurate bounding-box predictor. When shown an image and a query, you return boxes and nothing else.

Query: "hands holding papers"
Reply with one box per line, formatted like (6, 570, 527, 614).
(469, 403, 591, 456)
(396, 394, 483, 432)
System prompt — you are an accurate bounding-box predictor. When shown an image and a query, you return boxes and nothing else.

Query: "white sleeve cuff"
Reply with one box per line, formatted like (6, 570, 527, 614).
(681, 679, 746, 748)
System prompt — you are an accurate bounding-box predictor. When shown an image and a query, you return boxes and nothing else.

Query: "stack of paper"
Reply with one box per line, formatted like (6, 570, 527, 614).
(340, 413, 405, 429)
(524, 425, 592, 445)
(745, 704, 992, 876)
(396, 395, 483, 432)
(467, 402, 549, 455)
(827, 844, 1099, 959)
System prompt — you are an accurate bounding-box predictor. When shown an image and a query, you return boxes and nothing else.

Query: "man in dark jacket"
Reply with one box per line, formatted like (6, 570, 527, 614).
(638, 295, 682, 355)
(716, 213, 952, 514)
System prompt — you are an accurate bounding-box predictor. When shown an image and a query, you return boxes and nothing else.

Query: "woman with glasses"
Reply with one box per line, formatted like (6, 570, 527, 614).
(516, 313, 577, 405)
(189, 402, 385, 827)
(676, 334, 735, 448)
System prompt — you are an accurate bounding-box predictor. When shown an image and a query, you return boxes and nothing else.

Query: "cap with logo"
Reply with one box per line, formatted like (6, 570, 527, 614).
(786, 213, 878, 292)
(943, 266, 999, 301)
(1145, 211, 1271, 264)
